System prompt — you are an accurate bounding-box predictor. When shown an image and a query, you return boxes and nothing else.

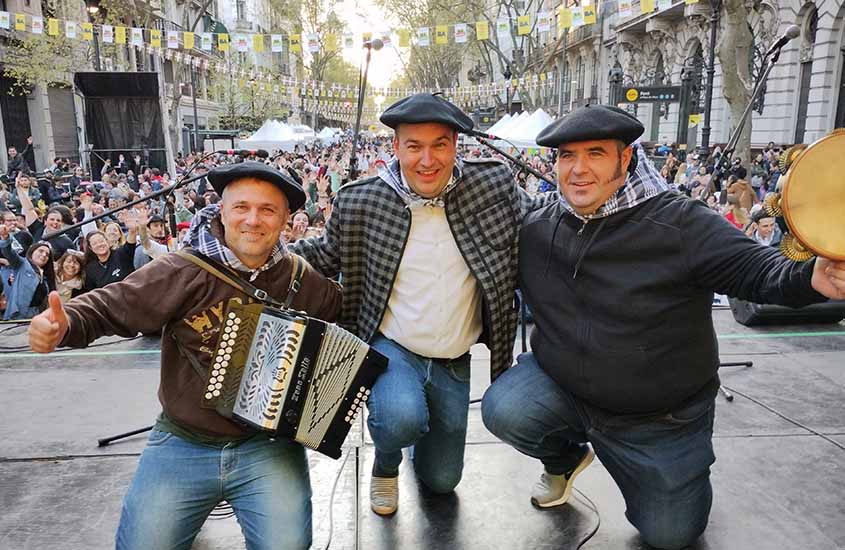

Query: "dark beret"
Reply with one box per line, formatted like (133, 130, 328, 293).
(380, 93, 474, 133)
(147, 214, 166, 226)
(207, 161, 305, 212)
(536, 104, 644, 148)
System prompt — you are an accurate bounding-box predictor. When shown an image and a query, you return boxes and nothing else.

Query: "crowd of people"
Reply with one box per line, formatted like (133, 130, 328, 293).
(0, 132, 796, 321)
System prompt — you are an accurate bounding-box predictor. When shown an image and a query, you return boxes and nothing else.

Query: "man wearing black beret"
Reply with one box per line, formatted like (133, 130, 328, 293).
(481, 104, 845, 548)
(290, 94, 668, 517)
(29, 161, 342, 549)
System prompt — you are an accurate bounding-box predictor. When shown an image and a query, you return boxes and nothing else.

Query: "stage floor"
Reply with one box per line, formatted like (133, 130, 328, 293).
(1, 310, 844, 549)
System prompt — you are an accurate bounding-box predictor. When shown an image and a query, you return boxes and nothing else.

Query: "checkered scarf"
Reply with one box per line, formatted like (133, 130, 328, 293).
(558, 144, 672, 221)
(378, 156, 461, 208)
(184, 203, 287, 281)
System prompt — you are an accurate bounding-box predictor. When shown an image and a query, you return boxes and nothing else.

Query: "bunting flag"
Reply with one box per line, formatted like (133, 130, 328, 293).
(657, 0, 672, 11)
(583, 5, 597, 24)
(557, 7, 572, 33)
(571, 6, 584, 28)
(517, 15, 530, 36)
(15, 13, 25, 31)
(47, 18, 59, 36)
(289, 33, 299, 52)
(417, 27, 430, 47)
(115, 25, 126, 44)
(81, 22, 93, 41)
(398, 29, 410, 47)
(201, 32, 212, 50)
(167, 30, 179, 49)
(102, 24, 114, 43)
(454, 23, 467, 43)
(65, 21, 77, 39)
(537, 12, 551, 33)
(619, 0, 633, 18)
(184, 31, 194, 49)
(475, 20, 489, 40)
(131, 27, 143, 47)
(0, 12, 9, 30)
(496, 18, 509, 38)
(217, 32, 229, 52)
(435, 25, 448, 44)
(641, 0, 656, 13)
(150, 29, 161, 48)
(343, 32, 354, 48)
(307, 33, 319, 53)
(31, 16, 43, 34)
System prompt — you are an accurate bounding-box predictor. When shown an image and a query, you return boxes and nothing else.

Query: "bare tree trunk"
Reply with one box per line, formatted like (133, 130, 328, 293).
(717, 0, 753, 169)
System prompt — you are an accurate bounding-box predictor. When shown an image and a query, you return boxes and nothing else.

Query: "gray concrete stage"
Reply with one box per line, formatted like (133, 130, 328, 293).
(1, 310, 844, 549)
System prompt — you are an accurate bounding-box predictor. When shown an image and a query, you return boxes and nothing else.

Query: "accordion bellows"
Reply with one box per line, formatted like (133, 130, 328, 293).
(202, 299, 388, 458)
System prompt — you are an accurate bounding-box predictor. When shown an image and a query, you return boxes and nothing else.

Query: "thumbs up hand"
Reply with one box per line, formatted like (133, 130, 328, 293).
(29, 292, 70, 353)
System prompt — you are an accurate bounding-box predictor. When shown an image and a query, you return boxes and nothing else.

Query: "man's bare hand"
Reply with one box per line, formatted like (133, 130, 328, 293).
(29, 292, 69, 353)
(812, 258, 845, 300)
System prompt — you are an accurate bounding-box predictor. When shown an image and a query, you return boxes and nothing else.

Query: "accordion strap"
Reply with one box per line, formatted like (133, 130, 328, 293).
(176, 248, 305, 309)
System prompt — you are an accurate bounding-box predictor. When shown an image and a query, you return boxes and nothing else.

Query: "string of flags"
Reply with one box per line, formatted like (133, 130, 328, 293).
(0, 0, 700, 55)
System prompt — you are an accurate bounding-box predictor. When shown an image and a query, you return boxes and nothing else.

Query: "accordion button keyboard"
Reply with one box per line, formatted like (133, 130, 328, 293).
(205, 392, 213, 400)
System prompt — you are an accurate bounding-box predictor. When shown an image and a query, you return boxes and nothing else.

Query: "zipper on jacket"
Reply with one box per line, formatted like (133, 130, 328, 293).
(577, 218, 590, 235)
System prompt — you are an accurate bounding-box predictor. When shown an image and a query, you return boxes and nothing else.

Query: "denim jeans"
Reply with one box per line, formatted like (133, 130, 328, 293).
(366, 334, 471, 494)
(115, 429, 312, 550)
(482, 352, 715, 550)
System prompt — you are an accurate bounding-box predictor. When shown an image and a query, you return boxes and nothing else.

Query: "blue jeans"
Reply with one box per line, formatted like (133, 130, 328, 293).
(115, 429, 312, 550)
(366, 334, 471, 494)
(482, 352, 715, 550)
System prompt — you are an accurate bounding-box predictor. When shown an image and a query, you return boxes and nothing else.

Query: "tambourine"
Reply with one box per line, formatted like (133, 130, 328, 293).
(766, 130, 845, 262)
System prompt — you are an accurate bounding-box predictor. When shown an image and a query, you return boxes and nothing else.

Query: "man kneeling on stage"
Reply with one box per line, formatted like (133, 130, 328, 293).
(29, 162, 341, 550)
(481, 105, 845, 549)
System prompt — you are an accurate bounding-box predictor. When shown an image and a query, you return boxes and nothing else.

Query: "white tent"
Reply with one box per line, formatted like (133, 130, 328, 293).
(316, 127, 342, 144)
(486, 113, 512, 136)
(238, 120, 300, 152)
(495, 109, 555, 149)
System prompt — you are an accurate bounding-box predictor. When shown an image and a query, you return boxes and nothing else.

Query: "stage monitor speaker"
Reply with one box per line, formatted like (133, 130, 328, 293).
(74, 72, 167, 175)
(729, 297, 845, 326)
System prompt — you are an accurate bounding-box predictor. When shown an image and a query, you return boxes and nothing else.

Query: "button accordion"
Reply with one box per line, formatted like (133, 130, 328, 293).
(201, 299, 387, 458)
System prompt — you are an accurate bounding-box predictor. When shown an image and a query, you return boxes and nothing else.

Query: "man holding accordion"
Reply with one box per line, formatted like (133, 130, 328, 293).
(28, 162, 341, 550)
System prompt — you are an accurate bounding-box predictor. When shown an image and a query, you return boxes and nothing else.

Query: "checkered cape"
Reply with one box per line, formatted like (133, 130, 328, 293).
(290, 157, 546, 381)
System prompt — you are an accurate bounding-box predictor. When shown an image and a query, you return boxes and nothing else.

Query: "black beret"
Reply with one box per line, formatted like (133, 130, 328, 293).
(536, 104, 644, 148)
(147, 214, 166, 226)
(207, 161, 305, 212)
(380, 93, 474, 133)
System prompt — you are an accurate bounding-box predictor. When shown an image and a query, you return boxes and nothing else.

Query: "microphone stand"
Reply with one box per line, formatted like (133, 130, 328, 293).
(348, 43, 377, 182)
(46, 152, 217, 240)
(710, 46, 785, 194)
(473, 134, 557, 188)
(709, 48, 788, 400)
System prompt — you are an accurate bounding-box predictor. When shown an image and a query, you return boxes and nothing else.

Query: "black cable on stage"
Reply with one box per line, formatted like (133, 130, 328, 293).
(721, 384, 845, 451)
(573, 486, 601, 549)
(0, 334, 144, 353)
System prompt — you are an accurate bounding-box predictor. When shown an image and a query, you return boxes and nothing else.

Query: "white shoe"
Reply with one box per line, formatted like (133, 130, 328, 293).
(531, 446, 595, 508)
(370, 475, 399, 516)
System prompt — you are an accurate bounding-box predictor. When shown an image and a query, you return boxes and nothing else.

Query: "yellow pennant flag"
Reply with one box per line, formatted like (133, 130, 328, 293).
(82, 22, 94, 41)
(150, 29, 161, 48)
(362, 32, 372, 42)
(435, 25, 448, 44)
(253, 34, 264, 52)
(557, 7, 572, 32)
(47, 18, 59, 36)
(325, 33, 337, 51)
(238, 78, 245, 89)
(685, 0, 699, 4)
(583, 5, 597, 24)
(183, 31, 195, 49)
(115, 26, 126, 44)
(475, 20, 489, 41)
(398, 29, 410, 47)
(15, 13, 26, 31)
(641, 0, 655, 13)
(289, 34, 300, 53)
(218, 33, 229, 51)
(517, 15, 530, 35)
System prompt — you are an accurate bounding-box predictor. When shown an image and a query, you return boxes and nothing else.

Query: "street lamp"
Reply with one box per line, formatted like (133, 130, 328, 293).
(349, 38, 383, 181)
(85, 0, 102, 71)
(700, 0, 722, 156)
(503, 66, 512, 114)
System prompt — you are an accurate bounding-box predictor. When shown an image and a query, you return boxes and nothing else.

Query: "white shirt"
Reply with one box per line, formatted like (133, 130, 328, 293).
(378, 197, 482, 359)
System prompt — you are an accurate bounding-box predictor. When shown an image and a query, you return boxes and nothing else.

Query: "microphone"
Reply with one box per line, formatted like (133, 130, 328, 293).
(364, 38, 384, 51)
(764, 24, 800, 57)
(464, 128, 499, 140)
(216, 149, 270, 158)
